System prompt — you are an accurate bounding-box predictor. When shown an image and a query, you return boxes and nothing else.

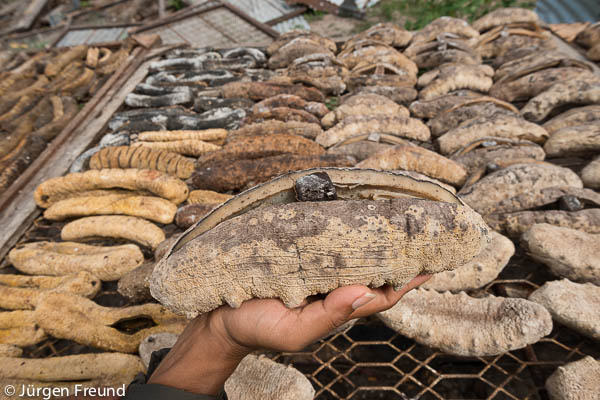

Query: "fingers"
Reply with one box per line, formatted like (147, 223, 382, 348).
(286, 275, 432, 347)
(347, 274, 432, 319)
(284, 285, 375, 347)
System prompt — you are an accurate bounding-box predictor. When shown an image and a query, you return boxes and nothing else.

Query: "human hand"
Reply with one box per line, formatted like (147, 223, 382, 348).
(148, 275, 431, 395)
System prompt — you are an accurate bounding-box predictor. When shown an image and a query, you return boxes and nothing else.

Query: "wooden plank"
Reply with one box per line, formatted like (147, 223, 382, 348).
(158, 0, 166, 19)
(266, 7, 307, 26)
(14, 0, 49, 32)
(0, 47, 158, 261)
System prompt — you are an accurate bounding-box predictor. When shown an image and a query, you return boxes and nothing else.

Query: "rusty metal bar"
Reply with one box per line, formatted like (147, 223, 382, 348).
(265, 6, 308, 26)
(220, 2, 280, 38)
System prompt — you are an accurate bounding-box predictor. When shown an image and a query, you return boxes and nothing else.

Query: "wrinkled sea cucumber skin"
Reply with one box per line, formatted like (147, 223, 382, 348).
(151, 198, 489, 318)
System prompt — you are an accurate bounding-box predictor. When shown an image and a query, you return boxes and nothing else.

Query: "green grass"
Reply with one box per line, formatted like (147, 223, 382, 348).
(304, 10, 327, 22)
(357, 0, 536, 32)
(325, 96, 339, 111)
(168, 0, 185, 11)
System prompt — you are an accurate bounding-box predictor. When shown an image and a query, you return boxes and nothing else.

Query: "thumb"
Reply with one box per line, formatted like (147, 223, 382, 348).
(294, 285, 376, 343)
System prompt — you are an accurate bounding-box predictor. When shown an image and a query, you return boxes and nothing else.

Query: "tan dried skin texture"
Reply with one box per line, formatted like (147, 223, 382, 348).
(521, 79, 600, 122)
(409, 90, 483, 119)
(8, 241, 143, 281)
(86, 47, 99, 68)
(379, 289, 552, 356)
(473, 7, 540, 32)
(253, 94, 329, 118)
(44, 45, 87, 77)
(132, 139, 220, 157)
(43, 194, 177, 224)
(459, 163, 583, 215)
(477, 28, 553, 59)
(576, 22, 600, 48)
(346, 62, 417, 90)
(322, 93, 409, 128)
(0, 353, 144, 383)
(493, 50, 572, 81)
(61, 215, 166, 250)
(357, 145, 467, 186)
(343, 22, 412, 49)
(338, 43, 415, 73)
(316, 116, 430, 148)
(221, 82, 324, 102)
(225, 355, 315, 400)
(490, 67, 596, 103)
(351, 85, 418, 105)
(411, 47, 481, 69)
(188, 190, 233, 205)
(0, 310, 46, 347)
(268, 37, 335, 69)
(267, 31, 336, 56)
(35, 168, 189, 207)
(587, 43, 600, 61)
(544, 124, 600, 157)
(118, 262, 155, 304)
(245, 106, 320, 125)
(0, 272, 100, 310)
(530, 279, 600, 342)
(34, 96, 79, 142)
(404, 35, 476, 58)
(328, 141, 394, 162)
(490, 186, 600, 214)
(546, 356, 600, 400)
(152, 199, 488, 317)
(487, 209, 600, 237)
(35, 292, 186, 353)
(274, 59, 349, 95)
(409, 16, 480, 45)
(193, 154, 354, 192)
(418, 64, 494, 100)
(89, 146, 195, 180)
(176, 204, 216, 229)
(522, 224, 600, 284)
(227, 120, 322, 142)
(437, 113, 549, 155)
(0, 344, 21, 358)
(451, 138, 545, 175)
(543, 105, 600, 135)
(422, 231, 514, 292)
(198, 134, 325, 167)
(581, 157, 600, 189)
(428, 99, 518, 136)
(138, 129, 227, 143)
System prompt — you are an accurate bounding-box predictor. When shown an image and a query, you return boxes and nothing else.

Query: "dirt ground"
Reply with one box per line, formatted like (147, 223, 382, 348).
(307, 14, 361, 41)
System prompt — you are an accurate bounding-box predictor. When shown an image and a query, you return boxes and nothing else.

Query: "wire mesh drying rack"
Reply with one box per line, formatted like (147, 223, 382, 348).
(4, 216, 599, 400)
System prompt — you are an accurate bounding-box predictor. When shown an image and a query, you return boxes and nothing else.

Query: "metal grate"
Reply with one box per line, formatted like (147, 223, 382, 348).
(6, 217, 600, 399)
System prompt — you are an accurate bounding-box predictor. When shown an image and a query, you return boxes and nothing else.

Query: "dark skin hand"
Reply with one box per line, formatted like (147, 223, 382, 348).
(148, 275, 432, 396)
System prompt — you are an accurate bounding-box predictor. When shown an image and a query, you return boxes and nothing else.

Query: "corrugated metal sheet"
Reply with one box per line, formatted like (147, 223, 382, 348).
(536, 0, 600, 23)
(56, 27, 129, 47)
(221, 0, 310, 32)
(141, 6, 275, 47)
